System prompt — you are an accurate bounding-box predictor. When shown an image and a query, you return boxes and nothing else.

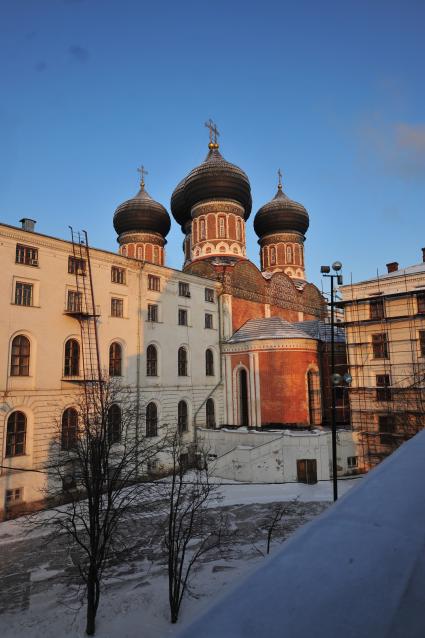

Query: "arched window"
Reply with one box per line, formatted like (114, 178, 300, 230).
(61, 408, 78, 451)
(109, 342, 122, 377)
(137, 245, 143, 260)
(307, 370, 322, 425)
(205, 349, 214, 376)
(153, 246, 159, 264)
(147, 345, 158, 376)
(270, 246, 276, 265)
(121, 246, 127, 257)
(146, 402, 158, 437)
(286, 245, 293, 264)
(200, 219, 206, 240)
(178, 400, 188, 433)
(108, 404, 121, 444)
(236, 219, 242, 241)
(206, 398, 215, 429)
(294, 244, 300, 265)
(178, 347, 188, 376)
(219, 217, 226, 238)
(6, 411, 26, 457)
(10, 335, 30, 376)
(64, 339, 79, 377)
(239, 369, 249, 427)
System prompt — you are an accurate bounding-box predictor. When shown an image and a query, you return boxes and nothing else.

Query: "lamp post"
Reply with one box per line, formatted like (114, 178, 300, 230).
(321, 261, 343, 502)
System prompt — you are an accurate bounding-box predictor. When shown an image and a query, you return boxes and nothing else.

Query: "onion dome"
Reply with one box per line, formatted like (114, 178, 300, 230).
(113, 171, 171, 238)
(171, 126, 252, 227)
(254, 173, 309, 238)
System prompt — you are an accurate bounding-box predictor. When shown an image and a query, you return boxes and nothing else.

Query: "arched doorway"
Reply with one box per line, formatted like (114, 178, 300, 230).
(239, 368, 249, 427)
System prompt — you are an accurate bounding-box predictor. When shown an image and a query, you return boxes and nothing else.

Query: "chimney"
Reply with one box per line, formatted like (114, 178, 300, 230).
(20, 218, 36, 232)
(422, 247, 425, 263)
(386, 261, 398, 273)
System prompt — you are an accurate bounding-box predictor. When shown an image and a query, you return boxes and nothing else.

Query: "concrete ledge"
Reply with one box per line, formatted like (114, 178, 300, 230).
(178, 431, 425, 638)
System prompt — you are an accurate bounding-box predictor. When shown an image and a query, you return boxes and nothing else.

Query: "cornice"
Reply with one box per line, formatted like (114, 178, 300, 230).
(222, 338, 318, 354)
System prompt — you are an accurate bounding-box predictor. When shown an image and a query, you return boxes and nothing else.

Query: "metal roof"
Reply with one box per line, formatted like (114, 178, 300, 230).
(227, 317, 314, 343)
(292, 319, 345, 343)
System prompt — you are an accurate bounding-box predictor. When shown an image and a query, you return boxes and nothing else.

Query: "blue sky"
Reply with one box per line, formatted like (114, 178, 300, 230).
(1, 0, 424, 288)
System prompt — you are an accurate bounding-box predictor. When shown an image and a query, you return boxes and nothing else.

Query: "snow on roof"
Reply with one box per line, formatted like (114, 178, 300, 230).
(178, 430, 425, 638)
(227, 317, 314, 343)
(292, 319, 346, 343)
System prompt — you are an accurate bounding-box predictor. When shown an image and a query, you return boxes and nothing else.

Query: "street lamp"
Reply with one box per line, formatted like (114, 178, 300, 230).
(321, 261, 343, 502)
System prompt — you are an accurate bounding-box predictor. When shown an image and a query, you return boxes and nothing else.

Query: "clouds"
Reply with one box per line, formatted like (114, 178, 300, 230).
(358, 118, 425, 180)
(69, 45, 89, 62)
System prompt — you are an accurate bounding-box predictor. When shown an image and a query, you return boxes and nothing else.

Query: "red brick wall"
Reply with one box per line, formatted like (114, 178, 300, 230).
(207, 214, 216, 239)
(232, 298, 265, 331)
(259, 349, 319, 425)
(270, 306, 300, 322)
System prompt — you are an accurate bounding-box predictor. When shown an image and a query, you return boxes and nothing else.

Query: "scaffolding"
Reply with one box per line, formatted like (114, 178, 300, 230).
(341, 271, 425, 470)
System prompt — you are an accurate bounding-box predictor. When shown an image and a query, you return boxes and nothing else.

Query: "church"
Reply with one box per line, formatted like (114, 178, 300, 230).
(0, 124, 347, 517)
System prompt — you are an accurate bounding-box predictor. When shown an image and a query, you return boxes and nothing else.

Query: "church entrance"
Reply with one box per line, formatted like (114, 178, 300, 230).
(239, 368, 249, 427)
(297, 459, 317, 484)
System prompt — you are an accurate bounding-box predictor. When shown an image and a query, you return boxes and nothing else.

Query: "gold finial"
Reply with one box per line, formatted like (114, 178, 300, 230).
(277, 168, 283, 191)
(205, 119, 220, 149)
(137, 165, 148, 189)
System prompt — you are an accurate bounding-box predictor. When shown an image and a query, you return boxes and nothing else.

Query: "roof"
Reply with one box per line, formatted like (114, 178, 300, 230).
(342, 262, 425, 288)
(227, 317, 314, 343)
(292, 319, 345, 343)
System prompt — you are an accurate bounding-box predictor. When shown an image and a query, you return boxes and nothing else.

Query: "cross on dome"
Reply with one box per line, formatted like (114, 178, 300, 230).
(204, 119, 220, 148)
(137, 165, 148, 188)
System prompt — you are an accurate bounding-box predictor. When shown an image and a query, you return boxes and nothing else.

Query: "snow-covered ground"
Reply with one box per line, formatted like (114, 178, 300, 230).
(0, 478, 360, 637)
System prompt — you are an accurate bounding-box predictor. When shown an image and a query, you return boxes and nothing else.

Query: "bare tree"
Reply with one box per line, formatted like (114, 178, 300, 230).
(34, 380, 168, 635)
(161, 434, 227, 624)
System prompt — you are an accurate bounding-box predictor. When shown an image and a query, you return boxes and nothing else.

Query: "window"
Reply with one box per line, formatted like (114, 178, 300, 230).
(148, 274, 160, 291)
(178, 308, 188, 326)
(146, 345, 158, 376)
(111, 266, 126, 284)
(205, 349, 214, 376)
(270, 246, 276, 265)
(5, 488, 23, 506)
(417, 293, 425, 314)
(6, 411, 26, 457)
(109, 342, 122, 377)
(111, 298, 123, 318)
(178, 347, 188, 376)
(64, 339, 80, 376)
(67, 290, 82, 313)
(10, 335, 30, 376)
(205, 288, 214, 303)
(206, 398, 215, 429)
(370, 298, 384, 320)
(178, 282, 190, 297)
(420, 331, 425, 356)
(379, 415, 395, 445)
(61, 408, 78, 451)
(219, 217, 225, 238)
(146, 402, 158, 437)
(372, 333, 388, 359)
(153, 246, 159, 264)
(108, 404, 121, 444)
(147, 304, 158, 322)
(16, 244, 38, 266)
(307, 369, 322, 425)
(200, 219, 206, 240)
(347, 456, 358, 468)
(178, 400, 188, 433)
(15, 282, 33, 306)
(236, 219, 242, 241)
(286, 245, 293, 263)
(68, 256, 86, 275)
(376, 374, 391, 402)
(205, 313, 213, 329)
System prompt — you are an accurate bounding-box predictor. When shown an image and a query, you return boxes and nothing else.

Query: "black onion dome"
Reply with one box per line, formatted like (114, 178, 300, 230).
(113, 183, 171, 237)
(254, 186, 309, 237)
(171, 146, 252, 225)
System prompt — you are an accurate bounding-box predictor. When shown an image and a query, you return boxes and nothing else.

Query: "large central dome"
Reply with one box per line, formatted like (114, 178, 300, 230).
(171, 144, 252, 229)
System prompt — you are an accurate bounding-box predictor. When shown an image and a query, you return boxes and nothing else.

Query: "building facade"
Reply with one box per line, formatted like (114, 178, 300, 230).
(340, 254, 425, 470)
(1, 129, 348, 517)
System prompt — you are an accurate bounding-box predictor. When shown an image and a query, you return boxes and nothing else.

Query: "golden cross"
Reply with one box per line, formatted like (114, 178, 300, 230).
(205, 119, 220, 145)
(277, 168, 283, 189)
(137, 165, 148, 187)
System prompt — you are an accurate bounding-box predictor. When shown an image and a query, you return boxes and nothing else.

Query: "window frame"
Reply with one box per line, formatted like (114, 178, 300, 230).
(205, 288, 215, 303)
(178, 281, 190, 298)
(148, 274, 160, 292)
(111, 297, 124, 318)
(370, 298, 385, 320)
(146, 402, 158, 437)
(64, 338, 80, 377)
(178, 347, 188, 377)
(10, 335, 30, 376)
(372, 333, 389, 359)
(146, 344, 158, 377)
(109, 342, 122, 377)
(376, 374, 391, 402)
(205, 349, 214, 376)
(6, 411, 27, 457)
(419, 330, 425, 357)
(111, 266, 126, 285)
(15, 282, 33, 306)
(205, 313, 213, 329)
(147, 304, 158, 322)
(178, 400, 188, 433)
(178, 308, 188, 326)
(206, 398, 215, 428)
(378, 414, 395, 445)
(417, 293, 425, 314)
(108, 404, 122, 445)
(68, 256, 86, 275)
(16, 244, 38, 266)
(67, 290, 82, 313)
(61, 407, 78, 451)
